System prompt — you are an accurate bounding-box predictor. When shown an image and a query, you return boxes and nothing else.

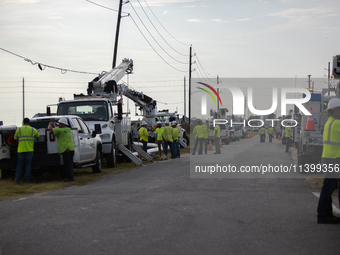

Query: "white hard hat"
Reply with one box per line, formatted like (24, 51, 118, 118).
(325, 98, 340, 112)
(58, 117, 68, 125)
(165, 120, 169, 124)
(157, 121, 162, 124)
(141, 121, 147, 126)
(171, 121, 177, 125)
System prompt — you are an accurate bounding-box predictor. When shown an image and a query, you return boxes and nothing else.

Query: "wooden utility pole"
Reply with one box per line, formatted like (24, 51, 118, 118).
(189, 46, 192, 124)
(112, 0, 123, 68)
(217, 75, 219, 111)
(184, 76, 186, 121)
(23, 77, 25, 119)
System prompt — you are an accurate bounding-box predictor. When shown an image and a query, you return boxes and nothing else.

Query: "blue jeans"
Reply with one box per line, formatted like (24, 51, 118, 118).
(61, 150, 74, 181)
(141, 141, 148, 153)
(214, 137, 221, 154)
(285, 137, 291, 152)
(164, 140, 174, 157)
(15, 151, 34, 183)
(317, 158, 340, 220)
(192, 138, 203, 155)
(173, 140, 180, 158)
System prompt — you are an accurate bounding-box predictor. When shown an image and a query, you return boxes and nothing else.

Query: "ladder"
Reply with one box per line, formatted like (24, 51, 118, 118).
(132, 143, 153, 162)
(117, 142, 143, 166)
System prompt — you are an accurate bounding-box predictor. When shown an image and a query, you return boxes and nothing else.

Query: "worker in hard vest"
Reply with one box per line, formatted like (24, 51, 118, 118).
(139, 121, 148, 153)
(268, 126, 274, 143)
(155, 121, 165, 159)
(317, 98, 340, 224)
(213, 122, 221, 154)
(48, 118, 75, 181)
(259, 126, 266, 142)
(164, 121, 175, 159)
(171, 121, 179, 158)
(14, 118, 40, 184)
(202, 120, 209, 154)
(176, 121, 181, 158)
(285, 124, 292, 152)
(192, 120, 204, 155)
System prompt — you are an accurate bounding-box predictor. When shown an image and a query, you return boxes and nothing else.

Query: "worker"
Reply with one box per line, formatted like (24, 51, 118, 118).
(202, 120, 209, 154)
(48, 118, 75, 182)
(139, 121, 148, 153)
(268, 126, 274, 143)
(259, 126, 266, 142)
(192, 120, 204, 155)
(172, 121, 179, 158)
(175, 121, 181, 158)
(213, 122, 221, 154)
(317, 98, 340, 224)
(285, 123, 292, 152)
(14, 117, 40, 184)
(164, 120, 175, 159)
(154, 121, 165, 159)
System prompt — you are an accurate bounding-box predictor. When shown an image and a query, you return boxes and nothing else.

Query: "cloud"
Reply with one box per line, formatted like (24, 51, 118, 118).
(187, 19, 202, 22)
(234, 18, 251, 22)
(162, 11, 168, 15)
(138, 0, 201, 7)
(212, 18, 228, 23)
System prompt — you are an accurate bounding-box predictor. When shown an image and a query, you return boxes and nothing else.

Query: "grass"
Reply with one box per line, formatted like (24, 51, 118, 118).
(0, 147, 190, 201)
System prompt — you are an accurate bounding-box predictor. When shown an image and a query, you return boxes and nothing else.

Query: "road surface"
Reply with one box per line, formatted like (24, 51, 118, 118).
(0, 135, 339, 255)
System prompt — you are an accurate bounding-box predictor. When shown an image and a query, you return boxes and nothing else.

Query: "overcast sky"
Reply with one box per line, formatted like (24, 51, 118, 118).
(0, 0, 339, 125)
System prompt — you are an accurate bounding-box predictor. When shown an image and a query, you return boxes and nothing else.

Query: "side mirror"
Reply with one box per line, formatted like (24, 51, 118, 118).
(92, 124, 102, 137)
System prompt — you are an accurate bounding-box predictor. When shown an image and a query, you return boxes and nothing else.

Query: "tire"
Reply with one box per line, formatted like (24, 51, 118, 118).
(106, 141, 116, 168)
(223, 138, 230, 145)
(92, 150, 102, 173)
(1, 169, 12, 179)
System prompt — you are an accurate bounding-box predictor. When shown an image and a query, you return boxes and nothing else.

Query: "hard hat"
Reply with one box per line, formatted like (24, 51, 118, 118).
(325, 98, 340, 112)
(165, 120, 169, 124)
(157, 121, 162, 124)
(58, 118, 68, 126)
(141, 121, 147, 126)
(171, 121, 176, 126)
(173, 121, 177, 124)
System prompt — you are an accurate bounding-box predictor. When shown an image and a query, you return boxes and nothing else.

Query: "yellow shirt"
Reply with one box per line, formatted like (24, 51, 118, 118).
(14, 125, 40, 153)
(139, 127, 148, 142)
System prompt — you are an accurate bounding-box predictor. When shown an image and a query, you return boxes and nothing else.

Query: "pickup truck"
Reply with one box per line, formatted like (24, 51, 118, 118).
(0, 115, 102, 179)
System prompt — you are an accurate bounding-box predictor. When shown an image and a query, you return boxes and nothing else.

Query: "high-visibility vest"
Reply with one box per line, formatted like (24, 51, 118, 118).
(268, 127, 274, 134)
(14, 125, 40, 153)
(285, 126, 291, 138)
(214, 125, 220, 138)
(155, 126, 165, 141)
(322, 116, 340, 159)
(176, 127, 181, 139)
(202, 124, 209, 139)
(139, 127, 148, 142)
(172, 127, 178, 141)
(194, 125, 204, 139)
(259, 128, 266, 134)
(164, 126, 173, 142)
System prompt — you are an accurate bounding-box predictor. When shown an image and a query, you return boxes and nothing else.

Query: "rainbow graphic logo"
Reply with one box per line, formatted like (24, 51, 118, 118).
(196, 82, 222, 115)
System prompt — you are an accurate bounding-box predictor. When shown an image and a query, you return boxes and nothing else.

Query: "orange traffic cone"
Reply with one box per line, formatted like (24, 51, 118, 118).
(208, 140, 213, 150)
(305, 107, 315, 131)
(219, 138, 223, 148)
(278, 134, 281, 141)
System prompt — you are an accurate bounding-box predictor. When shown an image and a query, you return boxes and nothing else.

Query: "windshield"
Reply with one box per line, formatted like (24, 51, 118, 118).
(57, 101, 108, 121)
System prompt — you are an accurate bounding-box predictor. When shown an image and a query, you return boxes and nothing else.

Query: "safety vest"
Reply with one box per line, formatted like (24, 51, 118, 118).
(268, 127, 274, 134)
(214, 125, 220, 138)
(176, 127, 181, 139)
(202, 124, 209, 139)
(285, 126, 291, 138)
(155, 126, 164, 141)
(322, 116, 340, 159)
(164, 126, 173, 142)
(14, 125, 40, 153)
(194, 125, 204, 139)
(259, 128, 266, 134)
(172, 127, 179, 141)
(139, 127, 148, 142)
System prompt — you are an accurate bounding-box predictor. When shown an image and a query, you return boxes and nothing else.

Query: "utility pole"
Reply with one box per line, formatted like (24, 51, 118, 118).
(112, 0, 123, 68)
(189, 46, 192, 124)
(328, 62, 331, 96)
(23, 77, 25, 119)
(217, 75, 219, 111)
(308, 74, 311, 89)
(184, 76, 186, 121)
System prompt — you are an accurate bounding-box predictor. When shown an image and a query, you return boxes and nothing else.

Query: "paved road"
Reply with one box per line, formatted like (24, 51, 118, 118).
(0, 135, 339, 255)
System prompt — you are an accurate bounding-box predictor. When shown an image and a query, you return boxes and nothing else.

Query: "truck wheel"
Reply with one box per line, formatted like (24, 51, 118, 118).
(92, 150, 102, 173)
(106, 141, 116, 168)
(1, 169, 12, 179)
(224, 138, 230, 145)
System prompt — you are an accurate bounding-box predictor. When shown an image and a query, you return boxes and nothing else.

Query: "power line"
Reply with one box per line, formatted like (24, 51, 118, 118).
(128, 1, 187, 65)
(142, 0, 190, 46)
(136, 0, 188, 57)
(0, 47, 99, 75)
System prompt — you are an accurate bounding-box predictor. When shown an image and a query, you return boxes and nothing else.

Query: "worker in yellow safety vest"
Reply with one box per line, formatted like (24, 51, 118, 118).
(259, 126, 266, 142)
(285, 124, 292, 152)
(172, 121, 180, 158)
(214, 122, 221, 154)
(164, 120, 175, 159)
(14, 118, 40, 184)
(268, 126, 274, 143)
(155, 121, 165, 159)
(202, 120, 209, 154)
(192, 120, 204, 155)
(317, 98, 340, 224)
(139, 121, 149, 153)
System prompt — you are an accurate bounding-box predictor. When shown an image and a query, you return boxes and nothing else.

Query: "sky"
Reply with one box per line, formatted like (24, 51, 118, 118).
(0, 0, 339, 126)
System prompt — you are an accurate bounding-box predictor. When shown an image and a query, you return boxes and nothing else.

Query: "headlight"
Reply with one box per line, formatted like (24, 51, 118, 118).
(100, 133, 111, 140)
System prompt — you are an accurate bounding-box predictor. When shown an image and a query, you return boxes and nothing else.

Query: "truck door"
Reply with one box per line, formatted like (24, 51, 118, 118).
(77, 118, 96, 162)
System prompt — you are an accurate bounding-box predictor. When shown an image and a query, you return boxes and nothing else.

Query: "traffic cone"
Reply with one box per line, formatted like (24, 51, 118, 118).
(305, 107, 315, 131)
(278, 134, 281, 141)
(208, 140, 213, 150)
(219, 138, 223, 148)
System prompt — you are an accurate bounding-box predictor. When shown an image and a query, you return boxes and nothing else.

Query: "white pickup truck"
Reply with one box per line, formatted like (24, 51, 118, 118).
(0, 115, 103, 179)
